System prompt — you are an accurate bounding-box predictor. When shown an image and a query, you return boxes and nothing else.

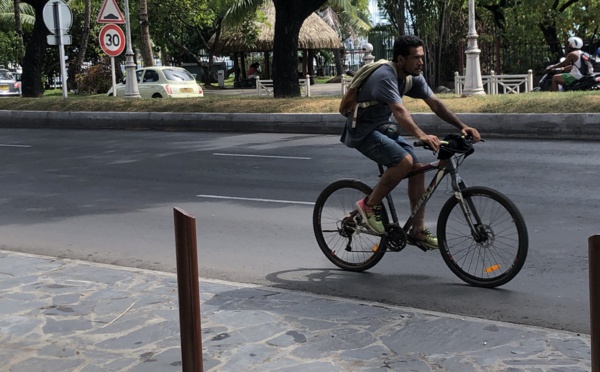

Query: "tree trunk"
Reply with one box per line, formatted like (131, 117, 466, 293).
(22, 0, 47, 97)
(272, 0, 326, 98)
(68, 0, 91, 92)
(395, 0, 405, 34)
(13, 0, 24, 62)
(334, 48, 344, 76)
(139, 0, 154, 66)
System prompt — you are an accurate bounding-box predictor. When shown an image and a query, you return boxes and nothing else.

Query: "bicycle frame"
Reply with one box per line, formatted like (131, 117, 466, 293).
(378, 154, 481, 236)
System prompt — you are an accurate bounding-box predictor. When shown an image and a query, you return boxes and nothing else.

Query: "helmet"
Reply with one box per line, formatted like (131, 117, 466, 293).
(568, 36, 583, 49)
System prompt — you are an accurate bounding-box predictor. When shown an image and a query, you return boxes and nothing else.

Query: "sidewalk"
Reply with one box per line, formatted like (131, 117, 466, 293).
(0, 250, 591, 371)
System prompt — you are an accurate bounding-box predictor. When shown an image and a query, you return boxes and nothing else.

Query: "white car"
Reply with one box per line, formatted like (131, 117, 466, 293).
(107, 66, 204, 98)
(0, 69, 21, 97)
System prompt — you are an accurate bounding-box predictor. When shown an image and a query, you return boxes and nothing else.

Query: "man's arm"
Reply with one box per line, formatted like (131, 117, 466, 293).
(389, 101, 441, 150)
(424, 94, 481, 142)
(547, 52, 578, 70)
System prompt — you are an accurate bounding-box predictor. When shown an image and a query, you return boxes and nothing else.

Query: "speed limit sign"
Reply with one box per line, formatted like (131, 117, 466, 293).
(99, 24, 125, 57)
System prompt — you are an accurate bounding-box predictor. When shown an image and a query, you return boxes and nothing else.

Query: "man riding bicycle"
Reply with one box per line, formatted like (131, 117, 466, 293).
(340, 35, 481, 250)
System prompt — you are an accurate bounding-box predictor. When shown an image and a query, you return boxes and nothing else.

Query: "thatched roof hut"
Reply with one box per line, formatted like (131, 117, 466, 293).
(210, 2, 341, 54)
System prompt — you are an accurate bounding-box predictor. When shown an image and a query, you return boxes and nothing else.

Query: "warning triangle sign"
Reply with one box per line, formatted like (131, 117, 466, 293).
(97, 0, 125, 24)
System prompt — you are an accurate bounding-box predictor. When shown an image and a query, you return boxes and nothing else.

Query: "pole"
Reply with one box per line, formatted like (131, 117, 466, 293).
(462, 0, 485, 96)
(122, 0, 140, 98)
(53, 1, 68, 99)
(590, 235, 600, 372)
(173, 208, 203, 372)
(111, 57, 117, 97)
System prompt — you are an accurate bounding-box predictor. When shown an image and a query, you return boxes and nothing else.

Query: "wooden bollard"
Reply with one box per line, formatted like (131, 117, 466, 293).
(174, 208, 203, 372)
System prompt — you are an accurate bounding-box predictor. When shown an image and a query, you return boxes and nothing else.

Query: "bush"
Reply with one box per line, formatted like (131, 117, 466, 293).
(76, 62, 113, 94)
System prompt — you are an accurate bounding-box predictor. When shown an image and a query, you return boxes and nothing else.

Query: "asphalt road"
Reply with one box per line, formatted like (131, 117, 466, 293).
(0, 128, 596, 334)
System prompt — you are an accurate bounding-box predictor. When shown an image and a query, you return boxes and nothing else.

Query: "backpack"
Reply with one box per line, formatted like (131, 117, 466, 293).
(579, 52, 594, 76)
(339, 59, 413, 128)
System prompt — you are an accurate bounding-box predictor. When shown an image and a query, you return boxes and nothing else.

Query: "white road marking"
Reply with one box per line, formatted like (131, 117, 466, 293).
(212, 153, 311, 160)
(196, 194, 314, 205)
(0, 144, 31, 148)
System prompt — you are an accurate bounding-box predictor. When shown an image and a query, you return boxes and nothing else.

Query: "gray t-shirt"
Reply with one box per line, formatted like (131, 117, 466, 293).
(340, 64, 433, 148)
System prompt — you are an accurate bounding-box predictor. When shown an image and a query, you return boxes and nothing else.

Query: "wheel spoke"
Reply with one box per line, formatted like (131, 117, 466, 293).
(313, 180, 387, 272)
(438, 187, 528, 288)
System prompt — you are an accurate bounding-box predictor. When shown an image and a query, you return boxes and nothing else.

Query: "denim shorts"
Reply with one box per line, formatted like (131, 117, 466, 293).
(355, 127, 419, 168)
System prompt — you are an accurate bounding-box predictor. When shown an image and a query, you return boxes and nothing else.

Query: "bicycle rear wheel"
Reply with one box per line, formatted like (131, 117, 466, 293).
(313, 179, 387, 272)
(437, 186, 528, 288)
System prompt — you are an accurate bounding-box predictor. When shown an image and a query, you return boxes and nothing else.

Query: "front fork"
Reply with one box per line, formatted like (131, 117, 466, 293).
(451, 174, 486, 241)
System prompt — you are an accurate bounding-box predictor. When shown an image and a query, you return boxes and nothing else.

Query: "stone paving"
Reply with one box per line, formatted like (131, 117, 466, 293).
(0, 250, 591, 371)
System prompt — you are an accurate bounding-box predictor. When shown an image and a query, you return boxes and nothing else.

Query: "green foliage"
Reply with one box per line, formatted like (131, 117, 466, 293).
(0, 31, 23, 67)
(76, 62, 113, 94)
(0, 0, 35, 32)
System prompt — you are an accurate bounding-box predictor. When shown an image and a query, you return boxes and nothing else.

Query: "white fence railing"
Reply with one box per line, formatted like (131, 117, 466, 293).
(454, 70, 534, 95)
(342, 71, 533, 96)
(256, 77, 311, 97)
(341, 75, 353, 95)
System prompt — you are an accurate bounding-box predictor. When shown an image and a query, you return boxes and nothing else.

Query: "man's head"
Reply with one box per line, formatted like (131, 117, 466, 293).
(567, 36, 583, 51)
(393, 35, 425, 76)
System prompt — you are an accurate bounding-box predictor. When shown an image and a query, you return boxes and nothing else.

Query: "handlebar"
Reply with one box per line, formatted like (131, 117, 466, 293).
(413, 135, 483, 159)
(413, 135, 484, 149)
(413, 140, 449, 149)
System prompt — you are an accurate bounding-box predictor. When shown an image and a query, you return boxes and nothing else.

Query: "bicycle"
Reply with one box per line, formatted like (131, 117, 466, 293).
(313, 135, 528, 288)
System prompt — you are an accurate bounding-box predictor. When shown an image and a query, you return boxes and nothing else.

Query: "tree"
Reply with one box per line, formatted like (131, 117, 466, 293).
(268, 0, 326, 97)
(21, 0, 47, 97)
(319, 0, 371, 77)
(226, 0, 372, 97)
(139, 0, 153, 66)
(66, 0, 92, 92)
(148, 0, 227, 82)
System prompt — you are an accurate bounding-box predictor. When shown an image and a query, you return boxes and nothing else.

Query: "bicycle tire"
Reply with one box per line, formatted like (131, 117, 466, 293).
(437, 186, 528, 288)
(313, 179, 388, 272)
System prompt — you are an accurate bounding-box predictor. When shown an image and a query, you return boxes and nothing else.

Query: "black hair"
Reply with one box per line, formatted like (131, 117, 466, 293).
(393, 35, 424, 62)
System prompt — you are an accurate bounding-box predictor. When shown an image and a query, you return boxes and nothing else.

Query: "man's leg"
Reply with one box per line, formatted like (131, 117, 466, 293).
(406, 162, 438, 249)
(354, 130, 413, 234)
(366, 154, 413, 206)
(552, 74, 566, 91)
(407, 163, 426, 233)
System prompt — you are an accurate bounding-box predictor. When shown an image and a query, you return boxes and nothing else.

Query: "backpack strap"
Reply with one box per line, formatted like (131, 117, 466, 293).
(351, 66, 413, 129)
(403, 75, 413, 95)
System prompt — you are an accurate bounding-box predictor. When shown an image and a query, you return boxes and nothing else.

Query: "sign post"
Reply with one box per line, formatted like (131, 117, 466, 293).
(99, 24, 126, 97)
(43, 0, 72, 98)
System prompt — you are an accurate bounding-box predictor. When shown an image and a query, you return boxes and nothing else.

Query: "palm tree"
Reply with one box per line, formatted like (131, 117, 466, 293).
(0, 0, 34, 31)
(319, 0, 371, 77)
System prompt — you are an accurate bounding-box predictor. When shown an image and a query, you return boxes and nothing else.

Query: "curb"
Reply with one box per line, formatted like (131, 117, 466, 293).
(1, 110, 599, 139)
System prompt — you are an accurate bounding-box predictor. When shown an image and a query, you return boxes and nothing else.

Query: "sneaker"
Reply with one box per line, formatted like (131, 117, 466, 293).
(355, 198, 385, 234)
(409, 228, 438, 250)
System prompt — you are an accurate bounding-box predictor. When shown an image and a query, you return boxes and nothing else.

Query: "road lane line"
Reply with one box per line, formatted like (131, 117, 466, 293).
(212, 153, 311, 160)
(196, 194, 314, 205)
(0, 144, 31, 148)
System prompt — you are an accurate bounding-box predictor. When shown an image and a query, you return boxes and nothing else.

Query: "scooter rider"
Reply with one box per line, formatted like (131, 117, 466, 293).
(546, 36, 585, 91)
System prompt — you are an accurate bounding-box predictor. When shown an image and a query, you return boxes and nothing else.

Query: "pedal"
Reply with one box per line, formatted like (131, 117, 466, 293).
(407, 236, 438, 252)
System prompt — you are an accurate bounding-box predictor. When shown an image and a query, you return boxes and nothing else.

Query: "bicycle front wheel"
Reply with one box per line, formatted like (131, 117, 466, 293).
(437, 186, 528, 288)
(313, 179, 387, 272)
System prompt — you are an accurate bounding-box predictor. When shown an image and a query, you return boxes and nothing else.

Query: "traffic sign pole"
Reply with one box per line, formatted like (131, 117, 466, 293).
(99, 25, 126, 97)
(54, 1, 68, 99)
(44, 0, 72, 98)
(111, 57, 117, 97)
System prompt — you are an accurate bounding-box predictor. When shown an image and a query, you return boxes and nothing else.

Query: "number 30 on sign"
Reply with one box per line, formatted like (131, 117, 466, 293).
(99, 24, 125, 57)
